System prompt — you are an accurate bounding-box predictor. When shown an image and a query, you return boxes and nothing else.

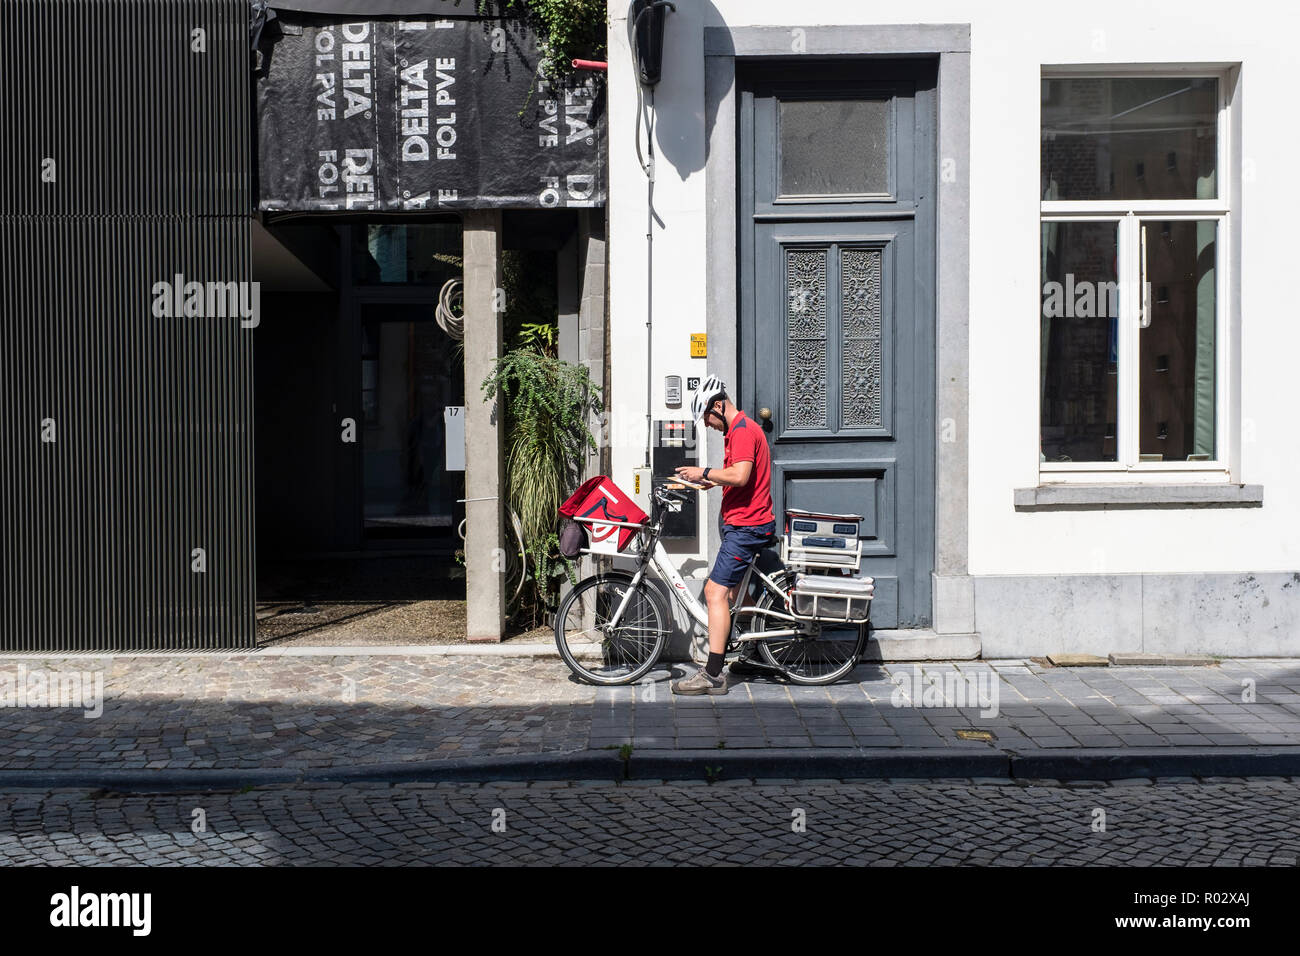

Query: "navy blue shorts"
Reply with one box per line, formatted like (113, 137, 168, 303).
(710, 522, 776, 587)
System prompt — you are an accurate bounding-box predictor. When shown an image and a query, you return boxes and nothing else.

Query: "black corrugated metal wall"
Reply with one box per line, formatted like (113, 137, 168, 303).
(0, 1, 255, 650)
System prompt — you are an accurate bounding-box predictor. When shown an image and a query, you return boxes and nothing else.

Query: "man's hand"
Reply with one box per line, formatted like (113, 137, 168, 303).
(678, 462, 752, 488)
(674, 466, 716, 489)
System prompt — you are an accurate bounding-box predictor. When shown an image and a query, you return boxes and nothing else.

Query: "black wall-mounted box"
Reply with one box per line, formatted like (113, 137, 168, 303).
(653, 419, 699, 542)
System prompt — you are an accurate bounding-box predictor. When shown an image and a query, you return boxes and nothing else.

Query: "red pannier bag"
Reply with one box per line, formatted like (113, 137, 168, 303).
(558, 475, 648, 553)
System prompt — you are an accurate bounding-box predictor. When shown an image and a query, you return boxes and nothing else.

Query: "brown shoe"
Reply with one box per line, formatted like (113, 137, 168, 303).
(671, 666, 728, 696)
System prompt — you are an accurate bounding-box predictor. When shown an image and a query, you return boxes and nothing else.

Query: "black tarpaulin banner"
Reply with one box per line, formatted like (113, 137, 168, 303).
(256, 14, 606, 211)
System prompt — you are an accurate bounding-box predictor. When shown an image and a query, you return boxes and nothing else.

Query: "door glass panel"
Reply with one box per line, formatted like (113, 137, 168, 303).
(778, 98, 889, 196)
(841, 247, 884, 428)
(786, 248, 828, 429)
(361, 304, 465, 536)
(1139, 219, 1217, 460)
(1040, 221, 1120, 463)
(352, 222, 463, 285)
(1041, 77, 1218, 201)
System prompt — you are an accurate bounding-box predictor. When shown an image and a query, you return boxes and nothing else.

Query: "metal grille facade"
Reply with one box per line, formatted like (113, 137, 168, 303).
(0, 1, 255, 650)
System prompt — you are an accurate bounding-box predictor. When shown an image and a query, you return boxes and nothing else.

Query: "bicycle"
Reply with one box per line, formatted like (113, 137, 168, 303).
(553, 481, 872, 686)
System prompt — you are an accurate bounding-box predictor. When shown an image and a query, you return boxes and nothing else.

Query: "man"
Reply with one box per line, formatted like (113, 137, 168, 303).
(671, 374, 774, 695)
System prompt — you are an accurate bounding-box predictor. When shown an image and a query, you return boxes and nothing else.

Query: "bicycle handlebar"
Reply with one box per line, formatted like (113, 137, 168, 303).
(645, 483, 691, 528)
(652, 483, 690, 505)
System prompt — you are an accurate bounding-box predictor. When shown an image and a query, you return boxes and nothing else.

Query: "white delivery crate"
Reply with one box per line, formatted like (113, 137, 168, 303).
(782, 508, 863, 572)
(790, 573, 874, 623)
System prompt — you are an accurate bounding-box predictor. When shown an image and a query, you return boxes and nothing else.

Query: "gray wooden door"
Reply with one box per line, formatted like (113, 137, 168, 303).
(739, 60, 936, 628)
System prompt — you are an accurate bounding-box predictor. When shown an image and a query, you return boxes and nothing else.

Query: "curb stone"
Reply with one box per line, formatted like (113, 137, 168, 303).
(0, 643, 595, 660)
(2, 745, 1299, 792)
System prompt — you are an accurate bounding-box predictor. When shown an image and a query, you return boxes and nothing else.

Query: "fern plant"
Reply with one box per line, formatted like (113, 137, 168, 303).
(482, 350, 601, 618)
(516, 321, 558, 354)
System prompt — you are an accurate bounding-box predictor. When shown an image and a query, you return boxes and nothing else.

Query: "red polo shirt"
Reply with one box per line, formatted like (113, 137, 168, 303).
(720, 412, 773, 526)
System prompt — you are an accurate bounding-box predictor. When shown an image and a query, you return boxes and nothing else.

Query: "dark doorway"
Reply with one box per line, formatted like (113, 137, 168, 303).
(359, 303, 465, 539)
(251, 212, 576, 644)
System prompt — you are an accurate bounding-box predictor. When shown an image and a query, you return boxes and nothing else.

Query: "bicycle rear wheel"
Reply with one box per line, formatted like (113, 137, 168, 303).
(753, 587, 867, 685)
(554, 574, 669, 685)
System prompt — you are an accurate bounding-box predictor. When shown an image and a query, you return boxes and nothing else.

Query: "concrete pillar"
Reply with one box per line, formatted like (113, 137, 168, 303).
(557, 227, 580, 366)
(578, 209, 607, 480)
(576, 209, 609, 583)
(463, 210, 506, 642)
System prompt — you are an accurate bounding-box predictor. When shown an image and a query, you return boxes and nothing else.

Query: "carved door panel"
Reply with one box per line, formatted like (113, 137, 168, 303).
(739, 61, 935, 628)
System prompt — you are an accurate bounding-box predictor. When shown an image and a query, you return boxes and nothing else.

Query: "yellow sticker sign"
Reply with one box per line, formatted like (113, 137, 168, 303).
(690, 333, 707, 358)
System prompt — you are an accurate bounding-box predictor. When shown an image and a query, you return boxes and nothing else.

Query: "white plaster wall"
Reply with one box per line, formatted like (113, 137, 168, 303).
(606, 0, 710, 550)
(606, 0, 1299, 575)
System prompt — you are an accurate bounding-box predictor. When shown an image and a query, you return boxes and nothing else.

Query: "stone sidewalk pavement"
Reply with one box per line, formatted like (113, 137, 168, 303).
(1, 654, 1299, 777)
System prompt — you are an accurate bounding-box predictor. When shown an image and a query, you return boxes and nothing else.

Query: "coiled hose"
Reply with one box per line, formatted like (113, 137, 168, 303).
(435, 276, 464, 340)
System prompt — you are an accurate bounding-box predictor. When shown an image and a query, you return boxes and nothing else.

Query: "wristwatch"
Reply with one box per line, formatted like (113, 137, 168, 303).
(702, 467, 711, 482)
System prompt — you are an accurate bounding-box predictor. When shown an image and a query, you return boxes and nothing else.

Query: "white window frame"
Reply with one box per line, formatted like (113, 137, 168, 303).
(1039, 67, 1232, 483)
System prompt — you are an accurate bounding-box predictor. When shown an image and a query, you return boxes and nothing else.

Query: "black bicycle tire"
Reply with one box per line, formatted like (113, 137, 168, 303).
(553, 572, 669, 686)
(753, 575, 868, 685)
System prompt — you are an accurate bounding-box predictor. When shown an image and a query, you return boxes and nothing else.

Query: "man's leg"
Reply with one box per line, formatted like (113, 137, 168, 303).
(672, 530, 744, 695)
(704, 579, 734, 656)
(672, 579, 735, 695)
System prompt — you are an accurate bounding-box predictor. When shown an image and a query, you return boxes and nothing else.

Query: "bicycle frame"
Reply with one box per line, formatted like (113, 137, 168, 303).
(601, 506, 808, 644)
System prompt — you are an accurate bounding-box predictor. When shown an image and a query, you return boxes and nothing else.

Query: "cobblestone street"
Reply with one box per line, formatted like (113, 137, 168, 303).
(2, 778, 1298, 866)
(2, 655, 1300, 772)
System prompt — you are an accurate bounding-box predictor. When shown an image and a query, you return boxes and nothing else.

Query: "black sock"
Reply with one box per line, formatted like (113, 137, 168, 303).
(706, 652, 725, 678)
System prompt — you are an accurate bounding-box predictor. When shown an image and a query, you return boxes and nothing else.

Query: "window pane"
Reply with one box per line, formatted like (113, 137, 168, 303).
(779, 98, 889, 196)
(1042, 77, 1217, 201)
(1139, 219, 1216, 460)
(352, 222, 462, 285)
(1041, 221, 1119, 462)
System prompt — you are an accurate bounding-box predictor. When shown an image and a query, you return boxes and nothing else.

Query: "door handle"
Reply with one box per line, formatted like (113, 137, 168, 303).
(758, 407, 772, 421)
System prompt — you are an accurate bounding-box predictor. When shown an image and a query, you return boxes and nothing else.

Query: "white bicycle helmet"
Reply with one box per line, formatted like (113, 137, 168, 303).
(691, 373, 728, 428)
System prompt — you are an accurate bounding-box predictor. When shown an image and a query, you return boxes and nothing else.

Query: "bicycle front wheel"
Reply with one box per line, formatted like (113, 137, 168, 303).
(554, 574, 669, 685)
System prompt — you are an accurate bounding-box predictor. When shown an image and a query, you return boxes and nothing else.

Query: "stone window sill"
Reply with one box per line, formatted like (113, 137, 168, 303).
(1014, 483, 1264, 511)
